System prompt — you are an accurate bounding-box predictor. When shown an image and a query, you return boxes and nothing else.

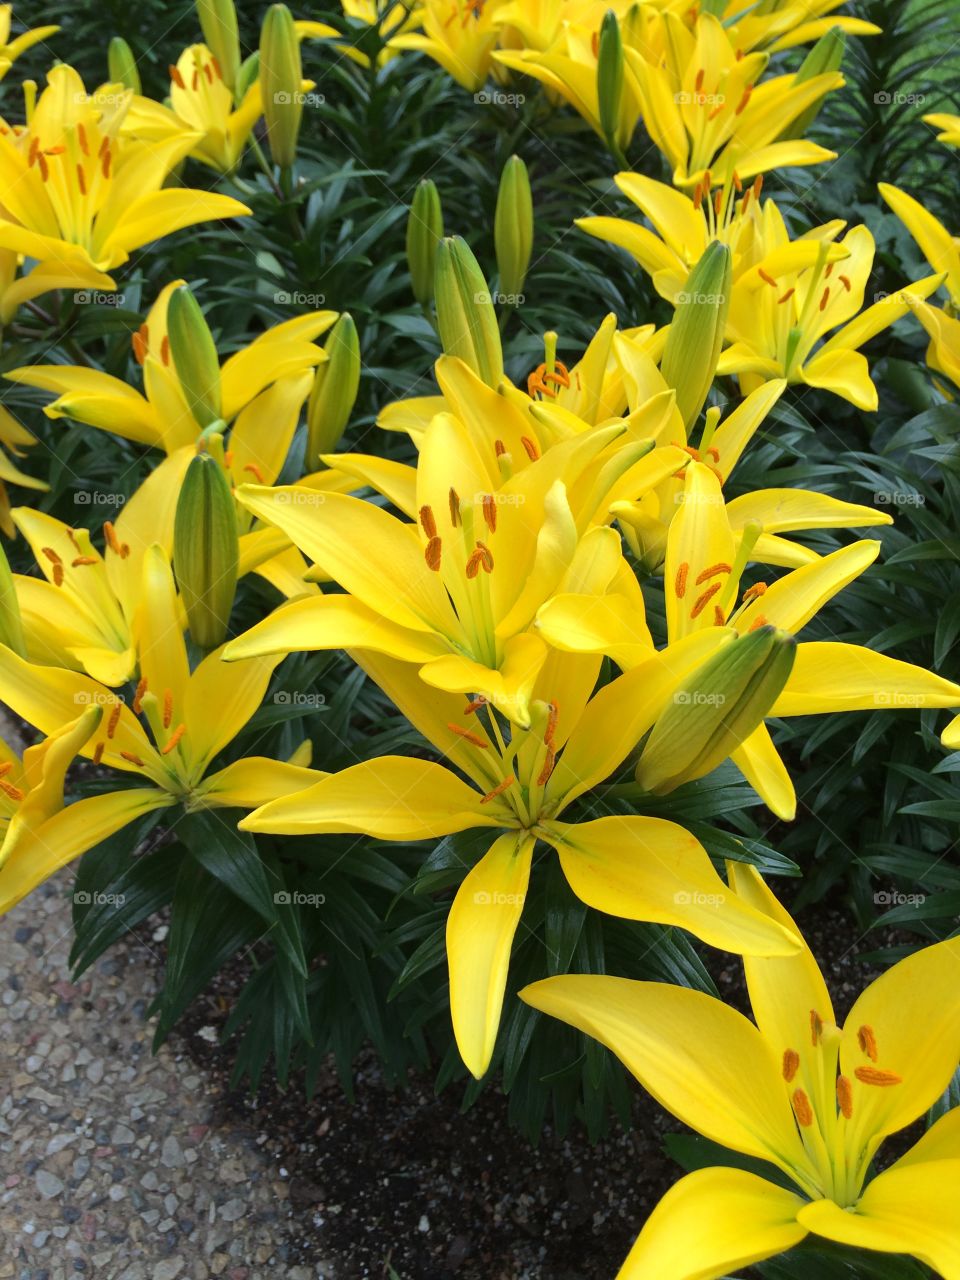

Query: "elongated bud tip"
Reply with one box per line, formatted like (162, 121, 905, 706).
(660, 242, 732, 429)
(494, 155, 533, 303)
(173, 452, 239, 650)
(636, 626, 796, 794)
(407, 179, 445, 306)
(197, 0, 241, 91)
(0, 542, 25, 658)
(434, 236, 504, 388)
(108, 37, 141, 94)
(307, 312, 361, 463)
(166, 285, 223, 431)
(260, 3, 303, 169)
(597, 10, 625, 151)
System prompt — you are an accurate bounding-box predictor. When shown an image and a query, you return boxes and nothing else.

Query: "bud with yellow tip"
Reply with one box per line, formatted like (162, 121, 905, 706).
(166, 285, 222, 430)
(636, 626, 796, 793)
(434, 236, 504, 388)
(173, 450, 239, 649)
(0, 543, 25, 658)
(260, 3, 302, 170)
(660, 241, 731, 430)
(494, 156, 533, 304)
(307, 313, 361, 463)
(597, 10, 625, 159)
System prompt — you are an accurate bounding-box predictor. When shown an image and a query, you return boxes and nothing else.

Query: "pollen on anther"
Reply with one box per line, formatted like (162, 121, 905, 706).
(463, 696, 487, 715)
(119, 751, 145, 767)
(742, 581, 767, 602)
(169, 64, 186, 88)
(476, 541, 494, 572)
(545, 700, 559, 745)
(482, 494, 497, 533)
(77, 122, 89, 156)
(520, 435, 540, 460)
(748, 614, 768, 631)
(0, 778, 24, 802)
(758, 268, 777, 288)
(481, 775, 515, 804)
(713, 604, 725, 626)
(836, 1075, 854, 1118)
(810, 1009, 824, 1046)
(855, 1065, 902, 1087)
(792, 1088, 814, 1127)
(41, 546, 63, 566)
(132, 677, 148, 715)
(424, 536, 442, 571)
(819, 287, 830, 311)
(132, 324, 148, 365)
(494, 439, 507, 457)
(448, 487, 461, 527)
(106, 703, 122, 739)
(160, 335, 171, 366)
(92, 742, 104, 766)
(857, 1024, 879, 1063)
(447, 722, 488, 748)
(37, 152, 49, 182)
(419, 504, 437, 539)
(690, 580, 723, 619)
(162, 689, 173, 730)
(778, 287, 795, 305)
(782, 1048, 800, 1081)
(536, 745, 557, 787)
(76, 164, 87, 195)
(162, 724, 186, 755)
(695, 562, 731, 585)
(243, 462, 265, 483)
(675, 562, 689, 599)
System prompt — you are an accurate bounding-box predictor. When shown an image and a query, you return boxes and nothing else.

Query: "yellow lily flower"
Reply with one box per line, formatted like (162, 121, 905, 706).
(494, 6, 645, 153)
(624, 12, 843, 188)
(8, 280, 336, 454)
(649, 0, 880, 54)
(225, 411, 658, 725)
(0, 66, 250, 279)
(522, 866, 960, 1280)
(537, 461, 960, 819)
(0, 6, 59, 82)
(123, 45, 265, 174)
(391, 0, 509, 92)
(0, 546, 325, 915)
(923, 110, 960, 148)
(240, 646, 800, 1078)
(340, 0, 420, 66)
(493, 0, 619, 53)
(880, 182, 960, 308)
(904, 296, 960, 393)
(0, 244, 116, 327)
(0, 403, 47, 537)
(718, 211, 944, 408)
(0, 707, 161, 916)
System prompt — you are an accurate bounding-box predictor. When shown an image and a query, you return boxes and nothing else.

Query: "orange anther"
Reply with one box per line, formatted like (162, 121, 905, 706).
(71, 556, 98, 567)
(424, 536, 442, 571)
(695, 562, 731, 585)
(169, 64, 186, 88)
(463, 697, 487, 714)
(211, 56, 223, 78)
(191, 70, 199, 90)
(203, 61, 214, 83)
(132, 677, 148, 715)
(838, 274, 852, 292)
(98, 136, 110, 158)
(120, 751, 146, 766)
(0, 778, 24, 802)
(753, 175, 763, 199)
(27, 136, 39, 165)
(77, 122, 89, 156)
(782, 1048, 800, 1082)
(854, 1066, 902, 1087)
(732, 171, 742, 193)
(693, 183, 703, 211)
(675, 562, 689, 599)
(714, 604, 726, 626)
(44, 144, 66, 156)
(714, 188, 723, 216)
(545, 700, 559, 744)
(836, 1075, 854, 1119)
(449, 487, 461, 527)
(447, 722, 488, 748)
(742, 581, 767, 602)
(242, 462, 265, 482)
(810, 1010, 824, 1046)
(748, 614, 768, 631)
(92, 742, 104, 765)
(857, 1024, 878, 1063)
(106, 703, 122, 738)
(758, 268, 777, 288)
(792, 1088, 814, 1127)
(37, 152, 49, 182)
(162, 724, 186, 754)
(52, 563, 64, 587)
(708, 103, 724, 121)
(825, 263, 834, 278)
(690, 580, 723, 619)
(160, 335, 170, 366)
(76, 165, 87, 195)
(475, 541, 494, 572)
(481, 775, 516, 804)
(162, 689, 173, 730)
(101, 147, 111, 180)
(41, 546, 63, 566)
(536, 745, 557, 787)
(735, 85, 753, 115)
(819, 287, 830, 311)
(0, 762, 10, 777)
(520, 435, 540, 460)
(778, 287, 795, 305)
(694, 68, 705, 92)
(419, 505, 437, 539)
(494, 439, 507, 457)
(482, 494, 497, 533)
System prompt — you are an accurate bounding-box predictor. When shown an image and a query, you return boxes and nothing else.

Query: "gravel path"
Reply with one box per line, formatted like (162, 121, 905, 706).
(0, 870, 330, 1280)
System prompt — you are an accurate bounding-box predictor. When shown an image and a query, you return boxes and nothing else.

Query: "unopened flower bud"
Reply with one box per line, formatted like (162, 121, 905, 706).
(166, 285, 222, 430)
(494, 156, 533, 303)
(597, 10, 625, 153)
(260, 3, 302, 169)
(407, 179, 444, 307)
(0, 543, 25, 657)
(197, 0, 241, 92)
(782, 28, 846, 139)
(174, 450, 239, 649)
(434, 236, 504, 387)
(108, 37, 141, 94)
(660, 241, 731, 429)
(307, 312, 361, 463)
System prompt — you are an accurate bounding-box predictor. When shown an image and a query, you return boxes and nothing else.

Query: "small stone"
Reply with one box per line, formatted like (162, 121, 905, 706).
(35, 1170, 64, 1199)
(161, 1136, 185, 1169)
(418, 1214, 430, 1233)
(218, 1199, 245, 1223)
(153, 1262, 184, 1280)
(112, 1124, 135, 1146)
(85, 1060, 104, 1084)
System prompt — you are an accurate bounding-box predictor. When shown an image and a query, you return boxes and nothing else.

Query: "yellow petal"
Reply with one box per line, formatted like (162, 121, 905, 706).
(420, 633, 548, 727)
(97, 189, 251, 264)
(725, 489, 892, 535)
(183, 647, 281, 777)
(549, 816, 801, 957)
(447, 830, 534, 1078)
(617, 1167, 807, 1280)
(229, 371, 313, 489)
(195, 756, 326, 810)
(773, 642, 960, 715)
(520, 973, 810, 1172)
(239, 756, 492, 838)
(730, 723, 796, 820)
(735, 541, 880, 636)
(665, 463, 736, 641)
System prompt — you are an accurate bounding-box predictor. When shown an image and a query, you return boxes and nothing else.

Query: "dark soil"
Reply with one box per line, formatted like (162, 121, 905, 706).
(169, 888, 913, 1280)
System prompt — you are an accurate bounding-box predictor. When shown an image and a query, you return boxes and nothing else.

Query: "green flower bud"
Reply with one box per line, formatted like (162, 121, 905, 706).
(494, 155, 533, 304)
(236, 51, 261, 101)
(166, 285, 222, 430)
(173, 450, 239, 650)
(307, 312, 361, 463)
(197, 0, 241, 92)
(108, 38, 141, 94)
(597, 10, 624, 152)
(260, 3, 303, 170)
(0, 542, 25, 657)
(782, 28, 846, 140)
(636, 626, 796, 794)
(434, 236, 504, 388)
(660, 241, 731, 429)
(407, 179, 444, 307)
